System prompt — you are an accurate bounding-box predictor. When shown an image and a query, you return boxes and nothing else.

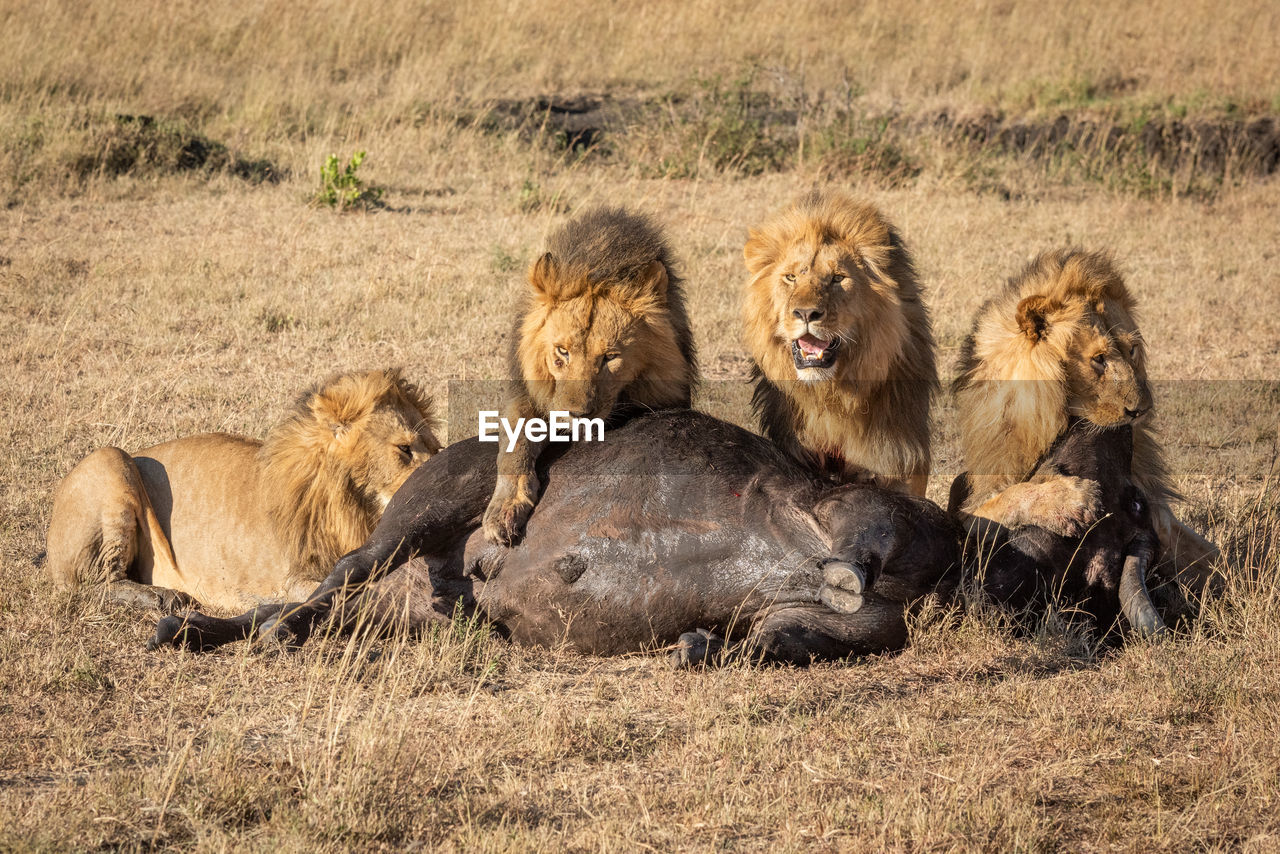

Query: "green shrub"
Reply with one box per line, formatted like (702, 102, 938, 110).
(313, 150, 383, 210)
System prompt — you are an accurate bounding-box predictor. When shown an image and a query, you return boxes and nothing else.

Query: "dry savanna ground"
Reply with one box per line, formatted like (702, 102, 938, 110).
(2, 1, 1280, 851)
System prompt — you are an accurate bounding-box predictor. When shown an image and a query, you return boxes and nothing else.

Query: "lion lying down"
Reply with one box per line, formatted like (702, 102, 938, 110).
(46, 369, 441, 613)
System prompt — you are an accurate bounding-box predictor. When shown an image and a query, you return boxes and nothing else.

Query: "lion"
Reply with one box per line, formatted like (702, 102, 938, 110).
(742, 189, 938, 496)
(949, 248, 1218, 591)
(45, 369, 442, 613)
(481, 207, 697, 545)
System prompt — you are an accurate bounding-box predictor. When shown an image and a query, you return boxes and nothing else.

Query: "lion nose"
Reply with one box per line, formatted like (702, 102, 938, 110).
(792, 307, 824, 323)
(1125, 406, 1148, 420)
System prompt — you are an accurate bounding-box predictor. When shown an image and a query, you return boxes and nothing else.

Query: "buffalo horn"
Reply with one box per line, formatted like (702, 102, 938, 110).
(1119, 552, 1167, 638)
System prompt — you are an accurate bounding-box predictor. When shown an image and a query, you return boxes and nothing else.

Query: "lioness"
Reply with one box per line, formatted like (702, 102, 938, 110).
(950, 249, 1218, 591)
(743, 189, 937, 496)
(46, 369, 441, 612)
(481, 207, 697, 545)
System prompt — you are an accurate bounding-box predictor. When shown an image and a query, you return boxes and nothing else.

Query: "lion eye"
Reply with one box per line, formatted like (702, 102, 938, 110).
(831, 274, 845, 284)
(555, 346, 569, 358)
(604, 352, 621, 363)
(783, 273, 796, 284)
(1091, 354, 1107, 375)
(397, 444, 413, 459)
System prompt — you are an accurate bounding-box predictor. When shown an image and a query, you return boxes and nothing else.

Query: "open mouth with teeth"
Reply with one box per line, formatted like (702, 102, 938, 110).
(791, 334, 841, 370)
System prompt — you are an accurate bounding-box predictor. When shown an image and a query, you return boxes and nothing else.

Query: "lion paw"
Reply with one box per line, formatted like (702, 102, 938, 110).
(103, 582, 200, 614)
(482, 495, 534, 546)
(1032, 476, 1104, 537)
(153, 587, 200, 614)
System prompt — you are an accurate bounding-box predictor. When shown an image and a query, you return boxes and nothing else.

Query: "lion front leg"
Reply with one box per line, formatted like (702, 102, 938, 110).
(482, 471, 541, 546)
(482, 400, 546, 546)
(966, 475, 1104, 537)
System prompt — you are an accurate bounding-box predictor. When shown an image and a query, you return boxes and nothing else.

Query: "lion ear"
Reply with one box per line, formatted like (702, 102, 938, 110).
(640, 259, 668, 298)
(1016, 295, 1058, 341)
(309, 381, 363, 441)
(743, 229, 773, 274)
(528, 252, 558, 298)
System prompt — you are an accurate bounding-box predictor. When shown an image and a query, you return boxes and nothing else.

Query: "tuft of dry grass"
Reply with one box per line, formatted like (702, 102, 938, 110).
(2, 2, 1279, 849)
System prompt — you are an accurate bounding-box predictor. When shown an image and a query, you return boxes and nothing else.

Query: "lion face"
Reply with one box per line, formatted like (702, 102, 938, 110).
(518, 253, 687, 418)
(741, 190, 936, 493)
(955, 249, 1161, 493)
(743, 194, 913, 387)
(348, 393, 443, 509)
(304, 370, 443, 511)
(765, 242, 869, 382)
(1016, 289, 1152, 429)
(535, 295, 644, 418)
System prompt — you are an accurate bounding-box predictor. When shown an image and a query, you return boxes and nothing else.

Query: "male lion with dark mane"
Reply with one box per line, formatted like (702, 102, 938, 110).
(949, 249, 1218, 591)
(46, 369, 442, 612)
(481, 207, 697, 545)
(743, 189, 937, 495)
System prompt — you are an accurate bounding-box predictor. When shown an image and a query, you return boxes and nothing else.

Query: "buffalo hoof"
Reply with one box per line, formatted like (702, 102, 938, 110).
(819, 560, 865, 614)
(147, 615, 187, 651)
(669, 628, 725, 669)
(256, 614, 310, 650)
(147, 614, 213, 652)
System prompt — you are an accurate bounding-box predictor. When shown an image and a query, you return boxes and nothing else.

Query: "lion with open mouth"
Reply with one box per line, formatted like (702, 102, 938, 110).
(742, 189, 938, 496)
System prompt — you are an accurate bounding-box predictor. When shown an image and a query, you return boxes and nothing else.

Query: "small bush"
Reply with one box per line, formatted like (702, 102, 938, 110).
(313, 150, 383, 210)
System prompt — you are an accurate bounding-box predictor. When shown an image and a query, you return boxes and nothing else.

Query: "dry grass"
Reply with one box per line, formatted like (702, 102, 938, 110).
(2, 2, 1280, 850)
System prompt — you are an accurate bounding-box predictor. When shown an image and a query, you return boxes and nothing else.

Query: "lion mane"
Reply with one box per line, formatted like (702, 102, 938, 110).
(952, 249, 1171, 506)
(950, 249, 1216, 586)
(482, 207, 698, 544)
(262, 369, 442, 584)
(45, 368, 441, 612)
(510, 207, 698, 416)
(742, 189, 937, 495)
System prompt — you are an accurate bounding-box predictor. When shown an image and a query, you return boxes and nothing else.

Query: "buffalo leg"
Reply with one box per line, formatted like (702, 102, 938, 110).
(669, 596, 912, 669)
(747, 596, 911, 665)
(148, 603, 287, 652)
(255, 537, 412, 647)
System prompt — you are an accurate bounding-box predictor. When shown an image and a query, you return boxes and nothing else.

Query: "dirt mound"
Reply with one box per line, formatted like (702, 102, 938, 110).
(466, 94, 1279, 190)
(71, 114, 281, 183)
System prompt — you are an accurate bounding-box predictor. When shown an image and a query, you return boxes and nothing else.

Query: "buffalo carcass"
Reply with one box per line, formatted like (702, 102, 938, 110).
(950, 419, 1168, 639)
(151, 410, 961, 666)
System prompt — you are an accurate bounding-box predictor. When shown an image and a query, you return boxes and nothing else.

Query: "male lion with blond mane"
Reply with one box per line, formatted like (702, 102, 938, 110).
(482, 207, 697, 545)
(46, 369, 442, 612)
(949, 249, 1217, 590)
(743, 189, 937, 495)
